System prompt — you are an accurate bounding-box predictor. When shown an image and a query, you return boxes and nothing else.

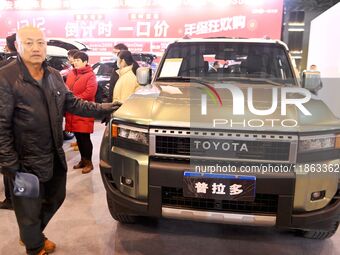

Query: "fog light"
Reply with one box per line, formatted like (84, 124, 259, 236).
(121, 176, 134, 187)
(311, 190, 326, 201)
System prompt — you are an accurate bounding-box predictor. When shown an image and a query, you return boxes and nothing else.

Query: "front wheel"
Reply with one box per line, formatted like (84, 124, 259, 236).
(106, 194, 137, 224)
(298, 221, 339, 239)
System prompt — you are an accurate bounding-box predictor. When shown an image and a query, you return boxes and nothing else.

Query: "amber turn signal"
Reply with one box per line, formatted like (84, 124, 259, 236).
(111, 124, 118, 138)
(335, 134, 340, 149)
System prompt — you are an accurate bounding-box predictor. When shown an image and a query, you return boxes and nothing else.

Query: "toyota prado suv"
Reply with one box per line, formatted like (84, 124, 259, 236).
(99, 38, 340, 239)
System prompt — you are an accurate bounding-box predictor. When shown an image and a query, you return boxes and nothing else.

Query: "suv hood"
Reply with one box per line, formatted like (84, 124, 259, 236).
(114, 81, 340, 132)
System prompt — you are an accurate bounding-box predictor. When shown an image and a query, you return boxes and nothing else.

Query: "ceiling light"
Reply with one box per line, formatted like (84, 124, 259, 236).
(14, 0, 39, 9)
(41, 0, 62, 9)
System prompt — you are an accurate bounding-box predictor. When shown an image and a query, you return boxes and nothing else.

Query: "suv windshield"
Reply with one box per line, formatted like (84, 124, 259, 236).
(156, 42, 296, 86)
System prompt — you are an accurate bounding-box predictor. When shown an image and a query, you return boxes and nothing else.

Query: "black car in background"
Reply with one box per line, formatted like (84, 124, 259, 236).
(92, 61, 115, 103)
(45, 45, 69, 72)
(92, 53, 158, 103)
(0, 51, 6, 61)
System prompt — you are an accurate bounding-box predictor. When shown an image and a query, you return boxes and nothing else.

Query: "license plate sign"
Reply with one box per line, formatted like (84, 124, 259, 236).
(183, 172, 256, 201)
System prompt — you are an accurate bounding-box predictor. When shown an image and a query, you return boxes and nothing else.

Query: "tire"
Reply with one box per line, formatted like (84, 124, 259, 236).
(63, 131, 74, 140)
(299, 221, 339, 239)
(106, 194, 137, 224)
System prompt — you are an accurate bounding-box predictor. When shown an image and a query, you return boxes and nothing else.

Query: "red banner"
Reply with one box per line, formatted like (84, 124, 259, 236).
(0, 0, 283, 62)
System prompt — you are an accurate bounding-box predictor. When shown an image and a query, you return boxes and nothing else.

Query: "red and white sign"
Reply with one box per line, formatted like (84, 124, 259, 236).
(0, 0, 283, 62)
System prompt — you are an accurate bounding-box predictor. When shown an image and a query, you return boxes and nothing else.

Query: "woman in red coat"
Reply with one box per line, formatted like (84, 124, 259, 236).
(65, 51, 97, 174)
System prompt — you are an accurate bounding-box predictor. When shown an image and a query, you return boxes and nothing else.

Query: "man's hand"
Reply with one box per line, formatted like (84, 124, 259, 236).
(101, 101, 122, 112)
(112, 101, 122, 109)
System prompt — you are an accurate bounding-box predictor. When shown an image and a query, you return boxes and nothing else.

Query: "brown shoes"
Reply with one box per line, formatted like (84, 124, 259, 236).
(73, 158, 94, 174)
(43, 239, 56, 253)
(73, 158, 85, 169)
(82, 160, 94, 174)
(21, 237, 56, 254)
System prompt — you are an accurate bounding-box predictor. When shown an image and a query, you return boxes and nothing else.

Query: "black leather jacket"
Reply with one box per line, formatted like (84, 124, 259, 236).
(0, 57, 114, 181)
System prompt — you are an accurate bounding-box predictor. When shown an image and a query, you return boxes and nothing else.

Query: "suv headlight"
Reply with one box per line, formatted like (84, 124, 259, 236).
(118, 125, 149, 145)
(299, 134, 336, 152)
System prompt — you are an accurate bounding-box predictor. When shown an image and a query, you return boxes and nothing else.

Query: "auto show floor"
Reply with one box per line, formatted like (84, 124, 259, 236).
(0, 121, 339, 255)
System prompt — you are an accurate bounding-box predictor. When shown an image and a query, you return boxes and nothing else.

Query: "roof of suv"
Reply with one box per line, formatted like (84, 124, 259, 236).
(175, 38, 289, 50)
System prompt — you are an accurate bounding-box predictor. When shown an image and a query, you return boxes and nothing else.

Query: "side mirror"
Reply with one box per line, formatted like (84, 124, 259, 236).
(136, 67, 152, 86)
(302, 70, 322, 94)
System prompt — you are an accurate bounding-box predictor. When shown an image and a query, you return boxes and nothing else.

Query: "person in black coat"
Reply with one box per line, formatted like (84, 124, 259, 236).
(0, 26, 120, 255)
(0, 33, 17, 210)
(0, 33, 17, 68)
(0, 33, 17, 69)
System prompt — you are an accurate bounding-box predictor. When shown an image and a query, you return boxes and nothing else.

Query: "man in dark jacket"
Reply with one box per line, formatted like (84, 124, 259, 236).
(0, 26, 120, 255)
(0, 32, 17, 210)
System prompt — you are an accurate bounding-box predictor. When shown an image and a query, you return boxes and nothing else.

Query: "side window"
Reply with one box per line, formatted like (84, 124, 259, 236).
(97, 63, 114, 76)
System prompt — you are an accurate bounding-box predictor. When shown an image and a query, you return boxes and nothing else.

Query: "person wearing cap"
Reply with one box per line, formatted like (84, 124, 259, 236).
(0, 26, 121, 255)
(0, 32, 17, 210)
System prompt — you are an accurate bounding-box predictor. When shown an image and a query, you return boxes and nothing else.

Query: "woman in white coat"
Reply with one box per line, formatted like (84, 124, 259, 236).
(113, 50, 140, 103)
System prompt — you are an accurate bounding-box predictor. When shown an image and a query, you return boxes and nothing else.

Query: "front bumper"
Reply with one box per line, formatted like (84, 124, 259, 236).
(100, 154, 340, 231)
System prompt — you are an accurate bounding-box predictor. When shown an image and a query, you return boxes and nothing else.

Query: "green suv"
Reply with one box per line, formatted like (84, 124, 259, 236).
(100, 38, 340, 239)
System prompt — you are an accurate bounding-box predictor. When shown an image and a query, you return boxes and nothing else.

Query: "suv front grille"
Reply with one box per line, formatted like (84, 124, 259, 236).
(156, 136, 190, 156)
(162, 187, 278, 214)
(155, 136, 291, 161)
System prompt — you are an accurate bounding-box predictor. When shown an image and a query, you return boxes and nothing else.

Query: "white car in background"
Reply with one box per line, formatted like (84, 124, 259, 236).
(46, 45, 69, 72)
(46, 39, 89, 77)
